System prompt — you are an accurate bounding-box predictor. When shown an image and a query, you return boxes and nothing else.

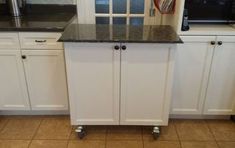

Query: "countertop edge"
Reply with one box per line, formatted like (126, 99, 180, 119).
(58, 24, 183, 44)
(58, 40, 183, 44)
(0, 14, 77, 32)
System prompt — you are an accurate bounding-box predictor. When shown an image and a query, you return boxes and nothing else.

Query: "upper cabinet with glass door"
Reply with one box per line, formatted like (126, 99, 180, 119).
(95, 0, 145, 25)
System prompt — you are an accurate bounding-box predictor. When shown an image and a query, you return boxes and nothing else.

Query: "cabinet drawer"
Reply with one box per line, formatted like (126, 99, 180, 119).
(19, 32, 63, 50)
(0, 33, 20, 49)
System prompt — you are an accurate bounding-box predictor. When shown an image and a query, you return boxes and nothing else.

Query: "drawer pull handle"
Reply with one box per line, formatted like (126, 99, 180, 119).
(35, 40, 47, 43)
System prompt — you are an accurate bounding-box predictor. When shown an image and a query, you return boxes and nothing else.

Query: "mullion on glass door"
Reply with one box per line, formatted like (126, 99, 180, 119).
(109, 0, 113, 24)
(95, 0, 145, 25)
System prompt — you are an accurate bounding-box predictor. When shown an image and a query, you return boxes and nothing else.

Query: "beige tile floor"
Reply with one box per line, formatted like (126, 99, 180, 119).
(0, 115, 234, 148)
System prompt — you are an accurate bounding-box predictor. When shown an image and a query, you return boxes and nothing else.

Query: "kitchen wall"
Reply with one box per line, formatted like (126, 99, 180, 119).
(0, 0, 77, 4)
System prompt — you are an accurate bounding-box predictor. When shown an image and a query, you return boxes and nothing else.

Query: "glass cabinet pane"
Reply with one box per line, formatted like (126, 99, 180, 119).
(113, 17, 126, 24)
(96, 17, 110, 24)
(130, 0, 144, 14)
(130, 17, 144, 25)
(95, 0, 109, 13)
(113, 0, 127, 14)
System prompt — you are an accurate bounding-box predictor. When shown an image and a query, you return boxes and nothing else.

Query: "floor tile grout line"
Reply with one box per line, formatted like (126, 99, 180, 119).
(105, 126, 108, 148)
(204, 119, 221, 148)
(67, 125, 74, 141)
(0, 138, 133, 141)
(172, 120, 183, 148)
(31, 117, 44, 140)
(27, 117, 44, 148)
(0, 117, 10, 134)
(66, 139, 70, 148)
(30, 137, 72, 140)
(141, 126, 144, 148)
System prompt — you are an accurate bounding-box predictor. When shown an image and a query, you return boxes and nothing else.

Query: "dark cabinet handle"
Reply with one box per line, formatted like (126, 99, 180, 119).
(22, 55, 26, 59)
(121, 45, 127, 50)
(35, 40, 47, 43)
(218, 41, 223, 45)
(114, 45, 120, 50)
(211, 41, 215, 45)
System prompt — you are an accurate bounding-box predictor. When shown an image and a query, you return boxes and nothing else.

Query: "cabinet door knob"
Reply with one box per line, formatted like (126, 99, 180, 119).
(218, 41, 223, 45)
(211, 41, 216, 45)
(22, 55, 26, 59)
(114, 45, 120, 50)
(121, 45, 127, 50)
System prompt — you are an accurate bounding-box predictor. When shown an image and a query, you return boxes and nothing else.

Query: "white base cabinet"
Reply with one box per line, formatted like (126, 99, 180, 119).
(204, 36, 235, 115)
(0, 50, 30, 110)
(65, 43, 175, 126)
(22, 50, 68, 111)
(171, 36, 215, 115)
(0, 32, 68, 112)
(172, 36, 235, 116)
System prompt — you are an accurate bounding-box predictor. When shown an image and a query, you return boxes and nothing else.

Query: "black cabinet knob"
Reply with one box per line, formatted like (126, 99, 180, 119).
(218, 41, 223, 45)
(211, 41, 216, 45)
(121, 45, 127, 50)
(22, 55, 26, 59)
(114, 45, 120, 50)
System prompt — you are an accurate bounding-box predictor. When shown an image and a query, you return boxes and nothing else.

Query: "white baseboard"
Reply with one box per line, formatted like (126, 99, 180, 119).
(0, 111, 231, 120)
(170, 114, 230, 120)
(0, 110, 70, 115)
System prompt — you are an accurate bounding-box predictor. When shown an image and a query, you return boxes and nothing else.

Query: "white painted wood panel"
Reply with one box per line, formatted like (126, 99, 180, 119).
(77, 0, 95, 24)
(120, 44, 175, 126)
(22, 50, 68, 110)
(0, 33, 20, 49)
(204, 36, 235, 115)
(0, 50, 30, 110)
(171, 36, 216, 115)
(65, 43, 120, 125)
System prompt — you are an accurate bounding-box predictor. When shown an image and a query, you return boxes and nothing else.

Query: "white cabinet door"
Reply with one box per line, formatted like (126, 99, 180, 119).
(120, 44, 175, 126)
(171, 36, 216, 115)
(22, 50, 68, 111)
(204, 36, 235, 115)
(65, 43, 120, 125)
(0, 50, 30, 110)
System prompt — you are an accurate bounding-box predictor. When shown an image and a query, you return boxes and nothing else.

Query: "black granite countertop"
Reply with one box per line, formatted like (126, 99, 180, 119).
(58, 24, 182, 43)
(0, 4, 76, 32)
(0, 13, 76, 32)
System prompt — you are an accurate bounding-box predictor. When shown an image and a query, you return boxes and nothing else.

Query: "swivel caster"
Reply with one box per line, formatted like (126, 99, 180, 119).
(75, 126, 86, 139)
(152, 126, 161, 140)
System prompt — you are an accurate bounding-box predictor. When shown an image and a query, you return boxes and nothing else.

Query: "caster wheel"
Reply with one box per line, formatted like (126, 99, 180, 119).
(152, 126, 160, 140)
(78, 130, 86, 139)
(75, 126, 86, 139)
